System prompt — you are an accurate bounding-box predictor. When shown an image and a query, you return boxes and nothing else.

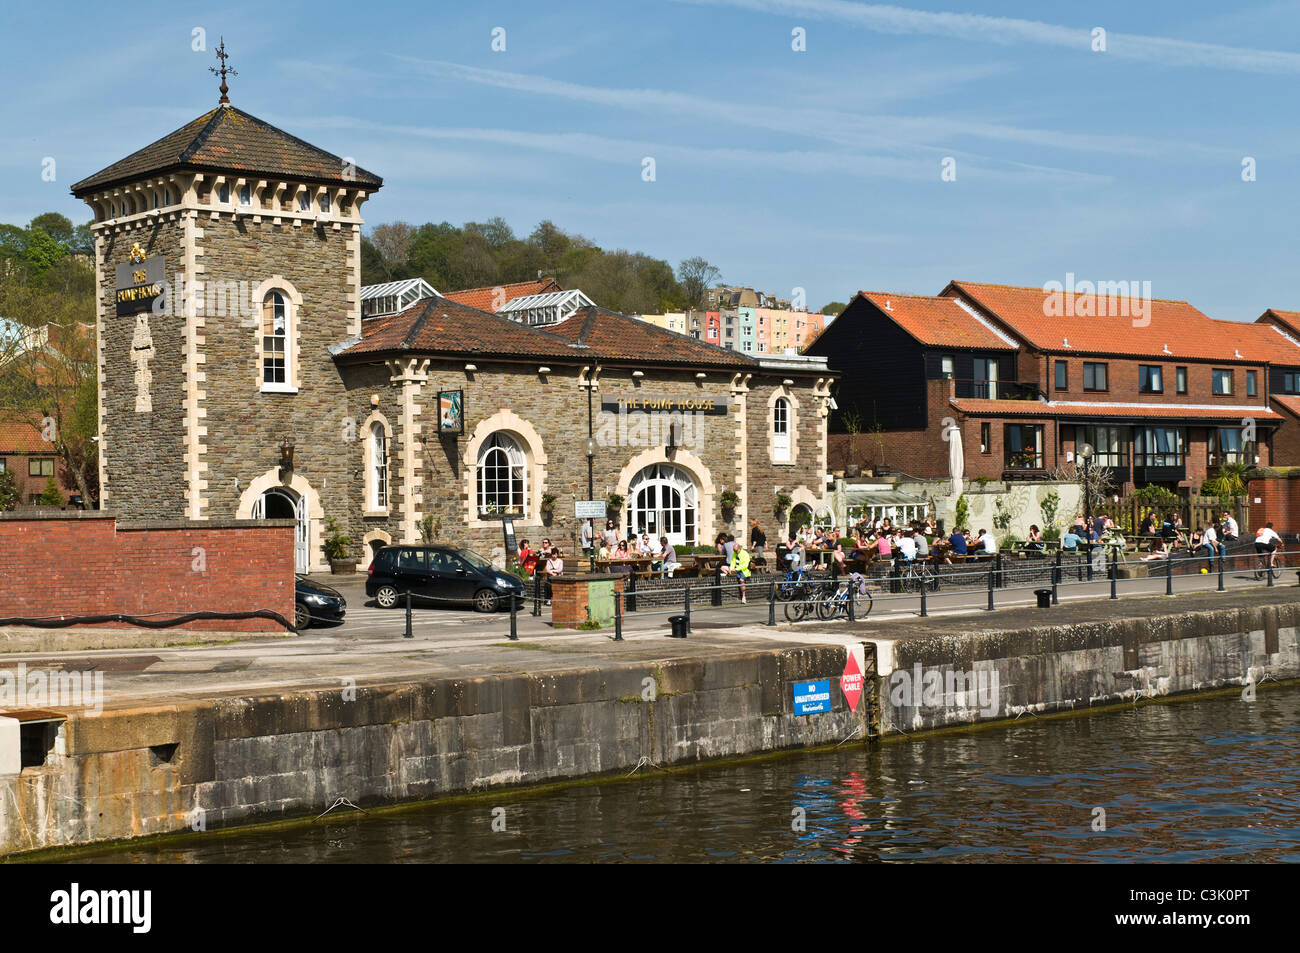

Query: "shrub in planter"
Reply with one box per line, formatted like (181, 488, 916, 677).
(324, 517, 356, 574)
(719, 488, 740, 517)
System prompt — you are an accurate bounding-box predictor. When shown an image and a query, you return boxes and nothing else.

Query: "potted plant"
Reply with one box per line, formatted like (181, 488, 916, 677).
(540, 492, 557, 523)
(720, 488, 740, 519)
(842, 410, 863, 478)
(606, 492, 625, 521)
(323, 517, 356, 574)
(774, 491, 792, 520)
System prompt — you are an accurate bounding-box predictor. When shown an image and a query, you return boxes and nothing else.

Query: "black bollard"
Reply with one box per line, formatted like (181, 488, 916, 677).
(1219, 549, 1226, 591)
(614, 588, 623, 641)
(1109, 549, 1118, 600)
(532, 569, 543, 616)
(508, 592, 518, 641)
(995, 551, 1003, 589)
(920, 577, 928, 617)
(986, 564, 995, 611)
(1166, 547, 1174, 595)
(684, 584, 691, 633)
(1052, 548, 1061, 605)
(848, 580, 856, 622)
(713, 564, 723, 607)
(627, 572, 637, 613)
(404, 590, 413, 638)
(1086, 541, 1094, 582)
(767, 581, 776, 626)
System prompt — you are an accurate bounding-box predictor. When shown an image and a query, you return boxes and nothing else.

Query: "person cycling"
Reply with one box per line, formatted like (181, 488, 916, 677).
(1255, 522, 1282, 570)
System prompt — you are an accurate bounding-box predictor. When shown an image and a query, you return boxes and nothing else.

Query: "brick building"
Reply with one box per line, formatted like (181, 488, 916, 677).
(72, 95, 832, 572)
(808, 282, 1289, 492)
(0, 414, 65, 505)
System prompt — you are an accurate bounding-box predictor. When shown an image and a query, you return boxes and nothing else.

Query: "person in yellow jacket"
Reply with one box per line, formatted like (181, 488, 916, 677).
(722, 539, 751, 604)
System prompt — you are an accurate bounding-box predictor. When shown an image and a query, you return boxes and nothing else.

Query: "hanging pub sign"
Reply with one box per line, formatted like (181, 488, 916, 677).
(438, 390, 464, 433)
(114, 243, 166, 316)
(600, 394, 729, 415)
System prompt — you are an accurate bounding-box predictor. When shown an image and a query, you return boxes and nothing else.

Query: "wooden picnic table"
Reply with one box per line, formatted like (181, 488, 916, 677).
(593, 556, 661, 578)
(694, 553, 727, 573)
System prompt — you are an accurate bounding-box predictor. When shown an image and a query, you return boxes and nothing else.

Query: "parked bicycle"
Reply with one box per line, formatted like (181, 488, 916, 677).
(900, 560, 939, 594)
(815, 573, 872, 620)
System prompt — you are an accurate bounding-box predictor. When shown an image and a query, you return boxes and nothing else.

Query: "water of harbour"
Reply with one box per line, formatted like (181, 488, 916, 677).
(68, 685, 1299, 863)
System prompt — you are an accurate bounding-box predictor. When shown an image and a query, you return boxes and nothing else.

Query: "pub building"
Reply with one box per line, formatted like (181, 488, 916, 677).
(71, 74, 833, 572)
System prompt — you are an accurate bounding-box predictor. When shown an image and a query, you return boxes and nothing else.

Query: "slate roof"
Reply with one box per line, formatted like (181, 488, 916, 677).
(71, 105, 382, 196)
(338, 298, 779, 371)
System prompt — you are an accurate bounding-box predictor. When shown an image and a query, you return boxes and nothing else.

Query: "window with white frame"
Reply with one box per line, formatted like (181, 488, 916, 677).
(477, 432, 526, 516)
(773, 397, 791, 462)
(370, 422, 388, 509)
(261, 292, 288, 386)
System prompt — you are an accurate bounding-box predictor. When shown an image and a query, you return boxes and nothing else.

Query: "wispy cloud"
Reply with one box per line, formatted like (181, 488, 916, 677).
(683, 0, 1300, 74)
(386, 56, 1237, 163)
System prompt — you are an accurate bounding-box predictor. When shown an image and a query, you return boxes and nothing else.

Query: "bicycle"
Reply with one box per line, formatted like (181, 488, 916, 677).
(815, 573, 873, 620)
(1253, 548, 1284, 582)
(775, 565, 813, 602)
(900, 560, 939, 594)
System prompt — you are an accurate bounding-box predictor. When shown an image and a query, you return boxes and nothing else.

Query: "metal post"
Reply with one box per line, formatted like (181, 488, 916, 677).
(1219, 548, 1226, 591)
(848, 580, 856, 622)
(509, 592, 518, 641)
(995, 551, 1003, 589)
(627, 572, 637, 613)
(1086, 540, 1094, 582)
(614, 588, 623, 641)
(1267, 552, 1275, 588)
(532, 568, 542, 616)
(890, 559, 901, 595)
(404, 590, 413, 638)
(1052, 548, 1061, 605)
(767, 581, 776, 626)
(1109, 548, 1117, 600)
(1166, 547, 1173, 596)
(920, 577, 928, 617)
(684, 584, 691, 633)
(986, 564, 995, 611)
(713, 564, 723, 607)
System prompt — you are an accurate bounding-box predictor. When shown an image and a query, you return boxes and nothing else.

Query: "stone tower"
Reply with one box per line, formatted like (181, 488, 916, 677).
(72, 100, 382, 569)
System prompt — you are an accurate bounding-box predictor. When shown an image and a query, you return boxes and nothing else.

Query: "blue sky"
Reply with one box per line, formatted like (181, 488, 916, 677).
(3, 0, 1299, 319)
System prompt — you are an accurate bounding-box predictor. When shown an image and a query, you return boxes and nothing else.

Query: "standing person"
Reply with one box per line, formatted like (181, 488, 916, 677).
(750, 519, 767, 569)
(830, 537, 847, 578)
(544, 548, 564, 605)
(603, 519, 619, 549)
(580, 520, 594, 558)
(721, 538, 751, 603)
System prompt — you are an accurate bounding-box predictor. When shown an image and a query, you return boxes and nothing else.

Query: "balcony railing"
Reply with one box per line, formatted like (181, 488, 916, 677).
(953, 379, 1045, 401)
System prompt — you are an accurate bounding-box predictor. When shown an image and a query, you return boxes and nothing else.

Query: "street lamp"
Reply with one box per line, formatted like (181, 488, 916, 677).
(1079, 442, 1094, 580)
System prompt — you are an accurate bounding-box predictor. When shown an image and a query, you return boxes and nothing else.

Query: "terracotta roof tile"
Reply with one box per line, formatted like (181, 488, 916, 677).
(946, 281, 1263, 362)
(443, 279, 561, 313)
(71, 106, 381, 195)
(856, 291, 1017, 351)
(1270, 395, 1300, 418)
(546, 306, 755, 367)
(0, 413, 52, 454)
(950, 398, 1282, 422)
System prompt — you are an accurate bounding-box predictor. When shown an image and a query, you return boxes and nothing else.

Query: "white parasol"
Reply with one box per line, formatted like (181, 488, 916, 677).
(949, 426, 964, 498)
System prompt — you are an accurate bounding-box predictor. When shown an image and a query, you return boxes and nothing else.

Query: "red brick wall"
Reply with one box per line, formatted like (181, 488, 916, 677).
(1248, 477, 1300, 536)
(0, 515, 294, 631)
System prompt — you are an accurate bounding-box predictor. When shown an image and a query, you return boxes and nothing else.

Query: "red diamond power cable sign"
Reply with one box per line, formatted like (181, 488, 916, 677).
(841, 649, 864, 713)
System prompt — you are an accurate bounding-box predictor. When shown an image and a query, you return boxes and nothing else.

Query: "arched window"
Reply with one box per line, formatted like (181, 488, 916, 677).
(773, 397, 791, 462)
(370, 422, 388, 510)
(477, 433, 526, 516)
(262, 292, 288, 386)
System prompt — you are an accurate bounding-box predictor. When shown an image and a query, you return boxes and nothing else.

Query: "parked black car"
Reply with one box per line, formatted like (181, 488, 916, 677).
(294, 575, 346, 629)
(366, 545, 524, 612)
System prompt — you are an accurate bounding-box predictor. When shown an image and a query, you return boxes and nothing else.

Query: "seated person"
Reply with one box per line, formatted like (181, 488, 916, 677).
(1139, 513, 1157, 537)
(1025, 525, 1045, 552)
(872, 532, 892, 561)
(657, 536, 681, 577)
(896, 531, 917, 563)
(947, 528, 968, 557)
(977, 528, 997, 556)
(1061, 527, 1082, 551)
(1141, 539, 1169, 561)
(913, 530, 930, 561)
(784, 537, 806, 571)
(830, 539, 847, 578)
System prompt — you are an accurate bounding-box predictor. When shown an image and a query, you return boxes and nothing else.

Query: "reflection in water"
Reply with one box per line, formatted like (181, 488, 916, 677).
(69, 686, 1299, 864)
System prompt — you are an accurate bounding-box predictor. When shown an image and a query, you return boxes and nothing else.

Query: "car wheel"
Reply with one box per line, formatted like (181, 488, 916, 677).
(376, 585, 399, 609)
(474, 588, 500, 613)
(294, 602, 311, 630)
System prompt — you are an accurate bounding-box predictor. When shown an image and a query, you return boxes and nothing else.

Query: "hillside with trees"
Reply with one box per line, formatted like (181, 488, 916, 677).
(363, 217, 721, 316)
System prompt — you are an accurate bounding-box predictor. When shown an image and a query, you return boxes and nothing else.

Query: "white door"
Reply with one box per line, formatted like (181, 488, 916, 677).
(254, 488, 309, 573)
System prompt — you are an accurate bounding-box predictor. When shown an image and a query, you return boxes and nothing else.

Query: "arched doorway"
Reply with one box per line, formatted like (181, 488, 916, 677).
(253, 487, 309, 573)
(626, 464, 698, 547)
(789, 503, 814, 537)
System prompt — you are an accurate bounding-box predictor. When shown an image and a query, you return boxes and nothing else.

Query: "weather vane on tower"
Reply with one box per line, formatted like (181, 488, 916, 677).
(210, 37, 237, 106)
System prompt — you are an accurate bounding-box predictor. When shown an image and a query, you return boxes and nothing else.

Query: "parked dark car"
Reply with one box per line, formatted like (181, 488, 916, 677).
(294, 575, 346, 629)
(366, 545, 524, 612)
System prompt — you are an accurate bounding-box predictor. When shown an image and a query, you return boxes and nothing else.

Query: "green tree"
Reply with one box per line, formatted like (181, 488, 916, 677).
(820, 301, 847, 315)
(0, 468, 18, 511)
(37, 476, 63, 506)
(29, 212, 74, 247)
(677, 257, 721, 309)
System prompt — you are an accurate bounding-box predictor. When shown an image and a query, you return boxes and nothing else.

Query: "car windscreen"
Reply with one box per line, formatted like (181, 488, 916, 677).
(459, 549, 494, 571)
